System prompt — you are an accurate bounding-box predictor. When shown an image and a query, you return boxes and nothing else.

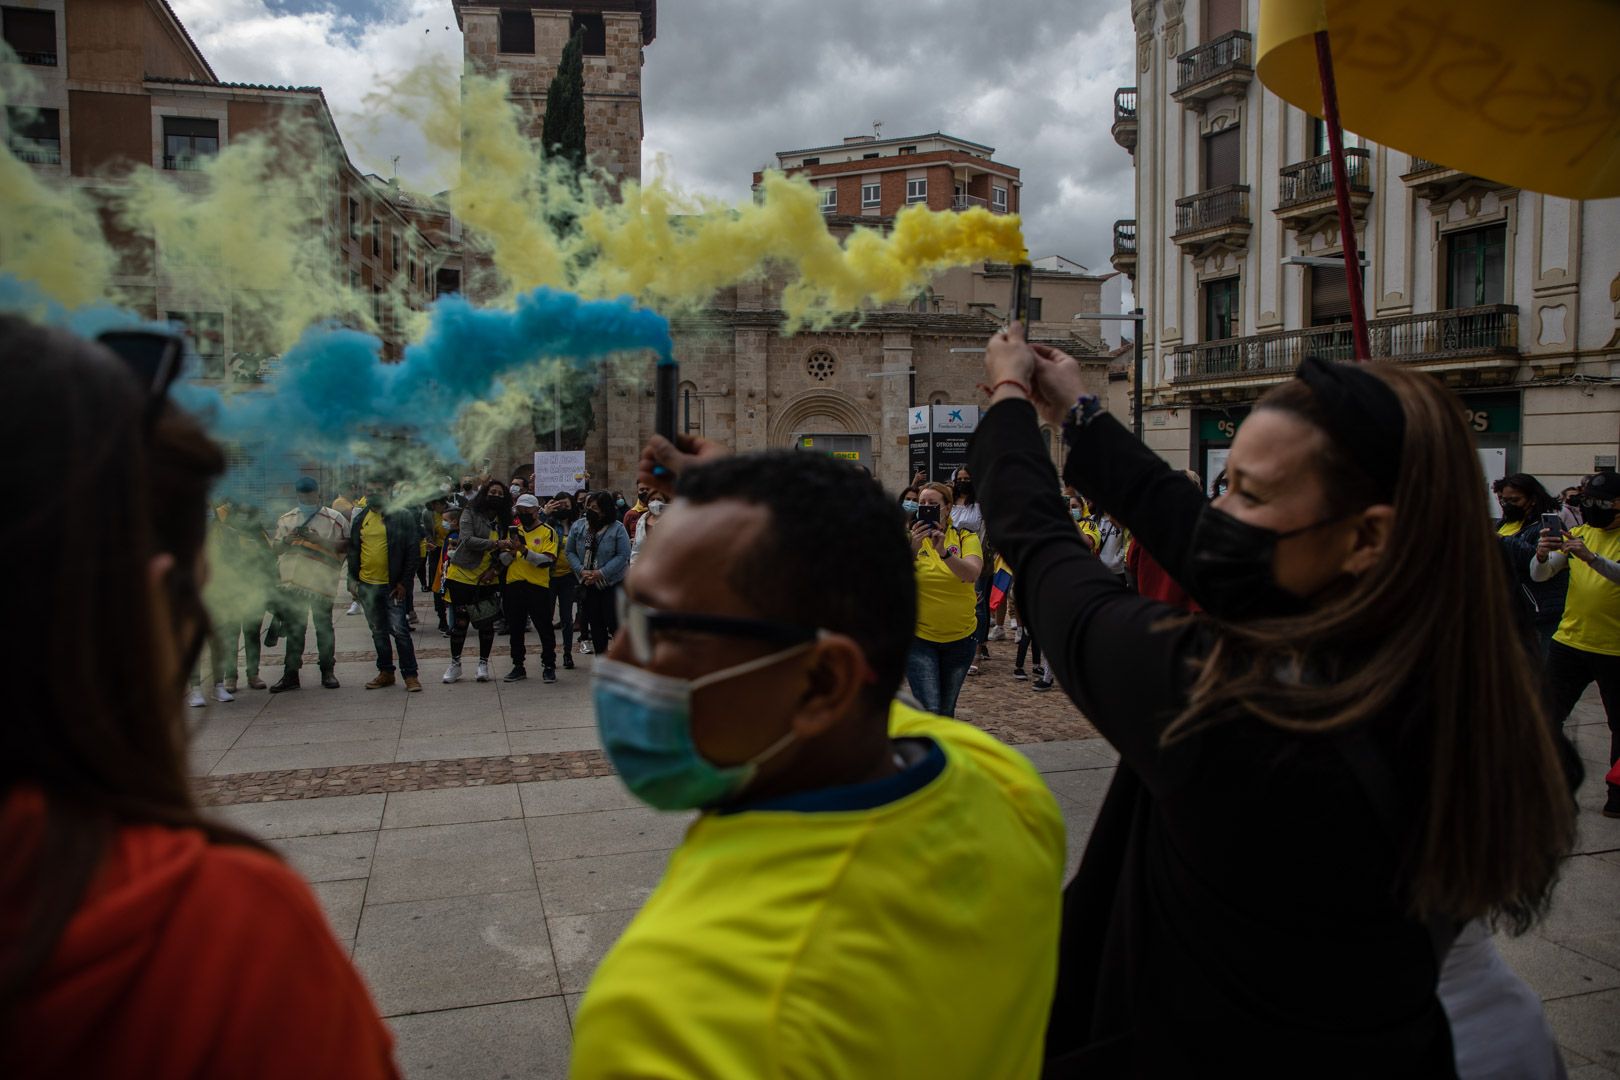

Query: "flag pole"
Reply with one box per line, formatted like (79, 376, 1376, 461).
(1314, 30, 1372, 362)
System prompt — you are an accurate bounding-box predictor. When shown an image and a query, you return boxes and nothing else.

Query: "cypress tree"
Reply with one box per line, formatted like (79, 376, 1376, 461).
(541, 27, 587, 173)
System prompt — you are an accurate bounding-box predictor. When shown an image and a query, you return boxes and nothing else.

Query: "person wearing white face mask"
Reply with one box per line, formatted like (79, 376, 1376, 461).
(569, 443, 1064, 1080)
(629, 494, 666, 563)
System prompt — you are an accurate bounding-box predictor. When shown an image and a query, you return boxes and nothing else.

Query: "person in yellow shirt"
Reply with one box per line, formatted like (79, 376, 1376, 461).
(1531, 469, 1620, 817)
(905, 481, 983, 717)
(1068, 493, 1101, 553)
(502, 494, 560, 683)
(571, 446, 1064, 1080)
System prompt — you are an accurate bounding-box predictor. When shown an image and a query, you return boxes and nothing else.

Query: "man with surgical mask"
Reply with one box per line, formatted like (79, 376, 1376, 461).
(1532, 469, 1620, 818)
(269, 477, 349, 692)
(570, 446, 1064, 1079)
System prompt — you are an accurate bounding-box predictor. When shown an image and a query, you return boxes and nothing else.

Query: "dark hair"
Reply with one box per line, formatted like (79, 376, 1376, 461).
(1179, 365, 1572, 933)
(952, 470, 976, 505)
(585, 490, 617, 520)
(677, 451, 914, 710)
(1493, 473, 1559, 519)
(0, 318, 269, 1027)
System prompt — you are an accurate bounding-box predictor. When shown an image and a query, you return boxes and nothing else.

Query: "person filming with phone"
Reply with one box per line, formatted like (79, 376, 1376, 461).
(1531, 470, 1620, 818)
(905, 481, 982, 717)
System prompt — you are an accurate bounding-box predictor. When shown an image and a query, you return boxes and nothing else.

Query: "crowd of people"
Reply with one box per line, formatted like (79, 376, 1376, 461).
(4, 312, 1616, 1079)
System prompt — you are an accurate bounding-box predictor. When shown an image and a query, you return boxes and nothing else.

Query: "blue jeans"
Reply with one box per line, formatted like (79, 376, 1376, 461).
(358, 582, 418, 677)
(906, 634, 977, 717)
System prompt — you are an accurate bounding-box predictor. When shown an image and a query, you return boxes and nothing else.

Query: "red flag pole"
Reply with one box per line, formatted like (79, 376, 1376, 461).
(1314, 30, 1371, 362)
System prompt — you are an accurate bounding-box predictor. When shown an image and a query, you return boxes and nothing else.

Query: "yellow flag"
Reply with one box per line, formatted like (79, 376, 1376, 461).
(1256, 0, 1620, 199)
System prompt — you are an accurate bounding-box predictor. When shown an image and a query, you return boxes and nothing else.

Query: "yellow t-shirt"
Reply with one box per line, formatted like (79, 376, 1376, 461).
(552, 521, 572, 575)
(1552, 524, 1620, 656)
(446, 530, 495, 586)
(507, 523, 558, 587)
(357, 510, 389, 586)
(569, 701, 1065, 1080)
(1497, 520, 1521, 538)
(914, 525, 983, 643)
(1077, 517, 1102, 551)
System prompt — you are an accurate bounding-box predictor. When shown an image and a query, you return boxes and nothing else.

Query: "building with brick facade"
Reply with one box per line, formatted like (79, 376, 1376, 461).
(760, 131, 1022, 219)
(1112, 0, 1620, 492)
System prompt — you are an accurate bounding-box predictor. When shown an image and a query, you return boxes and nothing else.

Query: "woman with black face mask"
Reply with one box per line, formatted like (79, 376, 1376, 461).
(443, 480, 510, 683)
(969, 325, 1575, 1078)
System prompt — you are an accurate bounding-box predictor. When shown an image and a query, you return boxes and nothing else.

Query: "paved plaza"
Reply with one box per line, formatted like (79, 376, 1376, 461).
(186, 599, 1620, 1078)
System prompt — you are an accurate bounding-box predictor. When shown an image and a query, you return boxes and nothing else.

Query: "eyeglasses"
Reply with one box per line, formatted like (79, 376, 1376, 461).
(615, 591, 818, 666)
(1580, 496, 1619, 510)
(96, 329, 186, 427)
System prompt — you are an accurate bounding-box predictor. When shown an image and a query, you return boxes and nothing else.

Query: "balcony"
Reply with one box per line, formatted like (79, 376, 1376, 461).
(1400, 154, 1513, 202)
(1172, 31, 1253, 108)
(1111, 219, 1137, 277)
(951, 194, 988, 211)
(1170, 305, 1520, 389)
(9, 50, 56, 65)
(1171, 184, 1251, 255)
(1111, 87, 1138, 152)
(8, 140, 59, 165)
(163, 155, 209, 171)
(1276, 147, 1372, 232)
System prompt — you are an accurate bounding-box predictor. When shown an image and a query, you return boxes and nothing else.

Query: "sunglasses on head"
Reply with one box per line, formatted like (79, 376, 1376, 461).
(97, 329, 186, 427)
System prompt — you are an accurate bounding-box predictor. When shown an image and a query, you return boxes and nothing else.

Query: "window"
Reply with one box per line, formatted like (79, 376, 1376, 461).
(1445, 225, 1507, 308)
(571, 12, 606, 56)
(1026, 297, 1044, 322)
(408, 253, 417, 290)
(819, 186, 837, 212)
(862, 152, 880, 159)
(992, 186, 1008, 212)
(802, 157, 820, 166)
(898, 145, 917, 155)
(861, 182, 880, 208)
(1202, 128, 1240, 189)
(6, 105, 59, 165)
(1309, 117, 1329, 158)
(1309, 264, 1352, 326)
(166, 311, 225, 378)
(1204, 0, 1243, 37)
(348, 197, 358, 239)
(499, 9, 535, 54)
(906, 178, 927, 202)
(436, 267, 461, 297)
(2, 7, 55, 66)
(371, 219, 380, 258)
(162, 116, 219, 170)
(1204, 278, 1240, 340)
(391, 232, 401, 270)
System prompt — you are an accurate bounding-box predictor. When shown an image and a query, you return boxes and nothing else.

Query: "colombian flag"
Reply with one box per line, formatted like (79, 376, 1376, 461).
(988, 556, 1013, 611)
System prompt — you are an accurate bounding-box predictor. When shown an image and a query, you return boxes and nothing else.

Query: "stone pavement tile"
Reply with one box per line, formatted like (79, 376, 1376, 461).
(527, 807, 693, 863)
(564, 992, 584, 1029)
(232, 717, 402, 748)
(1571, 724, 1614, 768)
(506, 701, 602, 732)
(389, 997, 572, 1080)
(1574, 811, 1620, 856)
(311, 878, 367, 953)
(1566, 1065, 1619, 1080)
(211, 792, 386, 839)
(1542, 855, 1620, 942)
(535, 849, 672, 918)
(382, 785, 523, 830)
(507, 727, 602, 756)
(1543, 990, 1620, 1072)
(399, 710, 506, 738)
(1562, 933, 1620, 972)
(367, 819, 537, 905)
(1043, 767, 1114, 811)
(188, 746, 227, 775)
(211, 737, 400, 775)
(518, 776, 640, 818)
(1015, 739, 1117, 775)
(355, 890, 558, 1016)
(394, 732, 512, 763)
(549, 908, 638, 993)
(1061, 802, 1100, 882)
(274, 831, 377, 882)
(1494, 931, 1620, 1000)
(186, 715, 253, 751)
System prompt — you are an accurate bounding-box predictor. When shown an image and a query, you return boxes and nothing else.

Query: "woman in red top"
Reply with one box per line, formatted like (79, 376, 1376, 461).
(0, 318, 399, 1078)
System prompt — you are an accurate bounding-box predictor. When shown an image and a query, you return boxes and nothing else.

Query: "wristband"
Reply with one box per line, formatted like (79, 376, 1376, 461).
(979, 378, 1031, 399)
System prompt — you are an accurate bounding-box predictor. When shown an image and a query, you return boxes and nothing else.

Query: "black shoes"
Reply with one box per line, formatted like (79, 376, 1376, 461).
(1604, 791, 1620, 820)
(542, 667, 557, 684)
(504, 666, 527, 682)
(321, 671, 340, 689)
(268, 672, 300, 694)
(562, 656, 575, 670)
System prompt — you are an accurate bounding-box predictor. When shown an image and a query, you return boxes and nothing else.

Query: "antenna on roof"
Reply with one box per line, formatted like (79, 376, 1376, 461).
(873, 120, 883, 138)
(390, 155, 400, 180)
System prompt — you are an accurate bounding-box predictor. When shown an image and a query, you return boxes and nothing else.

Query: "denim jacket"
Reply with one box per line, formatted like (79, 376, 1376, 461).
(569, 518, 630, 586)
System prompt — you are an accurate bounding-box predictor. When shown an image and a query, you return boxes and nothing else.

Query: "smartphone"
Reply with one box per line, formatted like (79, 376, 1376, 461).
(1541, 512, 1564, 536)
(915, 504, 941, 528)
(1009, 263, 1034, 327)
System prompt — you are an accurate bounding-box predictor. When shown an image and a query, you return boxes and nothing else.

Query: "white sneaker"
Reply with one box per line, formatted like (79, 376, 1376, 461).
(213, 682, 234, 703)
(443, 659, 462, 684)
(476, 659, 491, 683)
(987, 625, 1005, 641)
(580, 641, 593, 654)
(346, 600, 361, 616)
(187, 687, 206, 708)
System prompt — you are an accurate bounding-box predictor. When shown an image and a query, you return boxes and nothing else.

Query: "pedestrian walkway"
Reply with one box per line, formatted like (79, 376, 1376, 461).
(188, 602, 1620, 1078)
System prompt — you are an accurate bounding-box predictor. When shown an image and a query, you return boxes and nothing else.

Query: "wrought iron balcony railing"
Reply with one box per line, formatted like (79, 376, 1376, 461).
(1278, 147, 1372, 209)
(1175, 31, 1253, 94)
(1173, 184, 1250, 236)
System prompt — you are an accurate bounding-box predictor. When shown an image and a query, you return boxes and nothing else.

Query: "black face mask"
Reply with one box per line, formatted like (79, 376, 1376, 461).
(1584, 505, 1617, 529)
(955, 480, 974, 501)
(1499, 502, 1525, 523)
(1182, 505, 1339, 621)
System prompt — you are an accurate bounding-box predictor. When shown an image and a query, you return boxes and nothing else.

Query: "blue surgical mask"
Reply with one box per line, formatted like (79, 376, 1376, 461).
(593, 645, 814, 810)
(1070, 508, 1084, 521)
(901, 499, 920, 513)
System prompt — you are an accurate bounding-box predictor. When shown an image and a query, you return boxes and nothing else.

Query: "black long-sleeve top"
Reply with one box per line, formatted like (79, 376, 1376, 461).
(968, 400, 1455, 1078)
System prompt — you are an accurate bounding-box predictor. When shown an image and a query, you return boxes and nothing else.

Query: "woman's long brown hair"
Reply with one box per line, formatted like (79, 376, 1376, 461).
(1173, 363, 1574, 934)
(0, 319, 272, 1032)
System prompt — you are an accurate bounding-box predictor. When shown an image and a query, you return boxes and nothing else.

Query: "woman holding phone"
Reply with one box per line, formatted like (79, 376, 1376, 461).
(905, 481, 982, 717)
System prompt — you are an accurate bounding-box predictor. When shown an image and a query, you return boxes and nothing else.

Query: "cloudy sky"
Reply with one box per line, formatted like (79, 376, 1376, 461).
(170, 0, 1136, 275)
